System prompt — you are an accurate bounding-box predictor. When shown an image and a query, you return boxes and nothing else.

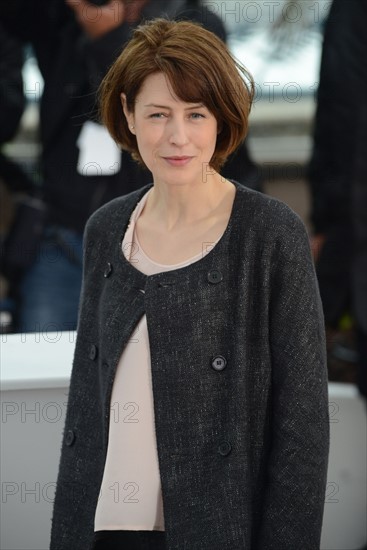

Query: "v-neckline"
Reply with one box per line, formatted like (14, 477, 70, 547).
(117, 180, 242, 281)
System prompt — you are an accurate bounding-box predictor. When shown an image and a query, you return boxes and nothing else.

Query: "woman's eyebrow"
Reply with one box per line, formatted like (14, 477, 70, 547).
(143, 103, 205, 110)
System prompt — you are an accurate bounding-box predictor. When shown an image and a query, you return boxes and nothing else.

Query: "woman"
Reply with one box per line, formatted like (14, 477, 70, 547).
(50, 18, 329, 550)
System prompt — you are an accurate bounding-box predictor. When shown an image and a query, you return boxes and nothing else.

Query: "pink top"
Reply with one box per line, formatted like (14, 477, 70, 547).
(94, 188, 221, 531)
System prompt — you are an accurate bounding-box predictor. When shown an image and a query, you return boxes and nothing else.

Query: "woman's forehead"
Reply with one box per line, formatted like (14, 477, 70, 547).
(135, 72, 208, 108)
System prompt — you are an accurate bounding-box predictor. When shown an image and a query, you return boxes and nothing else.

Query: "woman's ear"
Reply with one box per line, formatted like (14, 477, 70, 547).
(120, 93, 135, 134)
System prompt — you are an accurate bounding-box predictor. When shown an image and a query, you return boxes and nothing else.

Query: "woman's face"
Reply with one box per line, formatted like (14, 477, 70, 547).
(121, 72, 219, 186)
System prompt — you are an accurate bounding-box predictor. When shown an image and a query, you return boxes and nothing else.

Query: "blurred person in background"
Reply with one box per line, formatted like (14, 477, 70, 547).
(0, 22, 24, 150)
(0, 0, 260, 335)
(308, 0, 367, 402)
(0, 21, 32, 332)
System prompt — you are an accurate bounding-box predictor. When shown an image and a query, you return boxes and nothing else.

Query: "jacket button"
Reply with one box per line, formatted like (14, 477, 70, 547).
(158, 277, 176, 287)
(207, 269, 223, 284)
(89, 344, 98, 360)
(65, 429, 76, 446)
(218, 441, 232, 456)
(211, 355, 227, 371)
(104, 262, 113, 278)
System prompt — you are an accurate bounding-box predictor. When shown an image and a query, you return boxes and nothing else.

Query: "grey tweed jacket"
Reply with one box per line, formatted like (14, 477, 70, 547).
(50, 180, 329, 549)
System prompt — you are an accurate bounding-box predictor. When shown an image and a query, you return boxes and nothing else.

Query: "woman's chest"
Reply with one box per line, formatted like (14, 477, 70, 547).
(134, 212, 230, 265)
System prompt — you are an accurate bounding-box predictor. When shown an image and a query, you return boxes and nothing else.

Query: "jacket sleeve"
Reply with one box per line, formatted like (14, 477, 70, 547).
(257, 214, 330, 549)
(50, 213, 104, 550)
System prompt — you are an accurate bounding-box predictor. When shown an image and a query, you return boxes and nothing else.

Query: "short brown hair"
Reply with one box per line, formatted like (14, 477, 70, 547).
(99, 18, 254, 171)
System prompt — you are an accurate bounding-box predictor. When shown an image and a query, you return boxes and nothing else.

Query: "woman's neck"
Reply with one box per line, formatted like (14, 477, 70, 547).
(141, 174, 235, 232)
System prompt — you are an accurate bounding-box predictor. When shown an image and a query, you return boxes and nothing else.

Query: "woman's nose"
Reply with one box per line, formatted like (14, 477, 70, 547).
(167, 118, 189, 146)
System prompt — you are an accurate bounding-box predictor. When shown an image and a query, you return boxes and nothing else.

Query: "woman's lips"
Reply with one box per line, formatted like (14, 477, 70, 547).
(163, 156, 193, 167)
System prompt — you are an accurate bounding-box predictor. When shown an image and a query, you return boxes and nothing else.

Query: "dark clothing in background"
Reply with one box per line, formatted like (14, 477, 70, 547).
(352, 102, 367, 396)
(308, 0, 367, 396)
(0, 21, 28, 333)
(0, 22, 29, 246)
(351, 103, 367, 336)
(0, 21, 30, 196)
(0, 21, 25, 144)
(308, 0, 366, 235)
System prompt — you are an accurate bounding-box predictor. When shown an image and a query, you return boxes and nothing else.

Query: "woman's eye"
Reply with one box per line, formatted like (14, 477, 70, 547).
(150, 113, 167, 118)
(190, 113, 205, 119)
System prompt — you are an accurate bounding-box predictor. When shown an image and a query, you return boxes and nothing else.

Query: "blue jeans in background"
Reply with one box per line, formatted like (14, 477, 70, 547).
(16, 225, 83, 334)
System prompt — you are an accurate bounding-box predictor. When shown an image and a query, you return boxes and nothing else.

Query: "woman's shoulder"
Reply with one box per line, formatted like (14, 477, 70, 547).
(231, 182, 313, 266)
(233, 182, 308, 239)
(84, 183, 153, 238)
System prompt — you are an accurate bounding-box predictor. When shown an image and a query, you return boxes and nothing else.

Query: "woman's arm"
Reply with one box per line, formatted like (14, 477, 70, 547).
(257, 216, 330, 549)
